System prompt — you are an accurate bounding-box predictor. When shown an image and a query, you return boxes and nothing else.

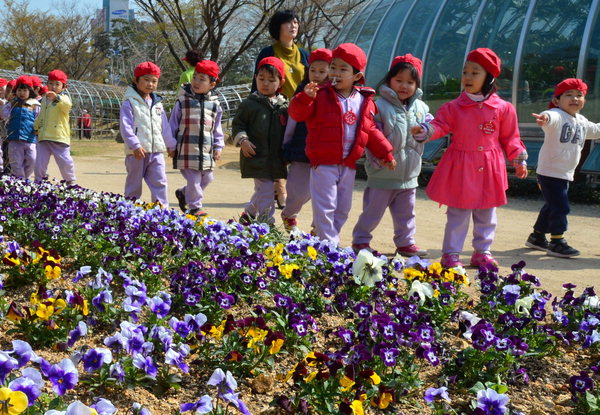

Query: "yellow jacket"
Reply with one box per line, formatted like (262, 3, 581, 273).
(34, 93, 72, 144)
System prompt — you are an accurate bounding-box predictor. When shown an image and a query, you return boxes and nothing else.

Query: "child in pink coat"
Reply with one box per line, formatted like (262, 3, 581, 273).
(412, 48, 528, 268)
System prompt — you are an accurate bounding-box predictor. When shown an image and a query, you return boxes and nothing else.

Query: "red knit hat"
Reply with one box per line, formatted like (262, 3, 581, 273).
(16, 75, 33, 87)
(466, 48, 501, 78)
(309, 48, 332, 65)
(30, 76, 43, 88)
(195, 60, 220, 81)
(133, 62, 161, 78)
(332, 43, 367, 84)
(0, 78, 7, 87)
(390, 54, 423, 78)
(48, 69, 68, 87)
(257, 56, 285, 81)
(39, 85, 48, 95)
(549, 78, 588, 108)
(7, 80, 16, 90)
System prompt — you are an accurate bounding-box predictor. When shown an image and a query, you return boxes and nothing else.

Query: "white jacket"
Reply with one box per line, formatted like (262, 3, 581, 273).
(122, 86, 166, 155)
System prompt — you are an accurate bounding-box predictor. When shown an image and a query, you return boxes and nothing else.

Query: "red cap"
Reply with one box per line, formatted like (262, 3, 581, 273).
(0, 78, 7, 87)
(549, 78, 588, 108)
(332, 43, 367, 84)
(39, 85, 48, 95)
(133, 62, 161, 78)
(466, 48, 501, 78)
(30, 76, 42, 88)
(48, 69, 68, 86)
(195, 60, 220, 81)
(16, 75, 33, 87)
(390, 54, 423, 78)
(257, 56, 286, 85)
(309, 48, 332, 65)
(7, 80, 16, 90)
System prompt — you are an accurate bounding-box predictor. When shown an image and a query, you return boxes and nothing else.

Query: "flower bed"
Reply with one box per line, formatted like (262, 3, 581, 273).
(0, 176, 599, 415)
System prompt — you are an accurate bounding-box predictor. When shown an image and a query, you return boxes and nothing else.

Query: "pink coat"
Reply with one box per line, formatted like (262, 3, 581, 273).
(426, 92, 526, 209)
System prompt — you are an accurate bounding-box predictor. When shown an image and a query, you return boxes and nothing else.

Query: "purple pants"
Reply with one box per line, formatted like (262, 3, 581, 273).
(8, 141, 36, 179)
(353, 187, 417, 247)
(282, 161, 311, 219)
(124, 152, 168, 206)
(246, 178, 275, 224)
(179, 169, 214, 209)
(443, 206, 497, 254)
(35, 141, 76, 183)
(310, 164, 355, 245)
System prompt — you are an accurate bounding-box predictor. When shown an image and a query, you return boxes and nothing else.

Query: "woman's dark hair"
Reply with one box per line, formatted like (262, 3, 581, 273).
(256, 64, 283, 81)
(16, 84, 37, 99)
(185, 49, 203, 66)
(379, 62, 421, 89)
(481, 72, 497, 96)
(268, 9, 298, 40)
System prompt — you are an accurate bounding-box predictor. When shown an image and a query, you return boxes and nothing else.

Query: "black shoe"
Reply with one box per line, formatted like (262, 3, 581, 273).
(526, 232, 549, 251)
(547, 239, 580, 258)
(187, 208, 207, 217)
(175, 188, 186, 212)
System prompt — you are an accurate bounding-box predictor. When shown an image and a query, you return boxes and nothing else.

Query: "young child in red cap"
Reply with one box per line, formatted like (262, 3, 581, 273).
(169, 59, 224, 217)
(281, 48, 332, 233)
(34, 69, 76, 185)
(412, 48, 528, 268)
(526, 78, 600, 258)
(352, 54, 431, 257)
(120, 62, 176, 207)
(233, 56, 288, 225)
(289, 42, 396, 246)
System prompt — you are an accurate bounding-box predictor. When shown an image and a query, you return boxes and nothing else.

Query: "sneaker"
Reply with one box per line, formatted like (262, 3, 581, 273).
(175, 188, 186, 212)
(441, 253, 463, 268)
(547, 239, 580, 258)
(352, 243, 373, 254)
(281, 215, 298, 232)
(525, 232, 549, 251)
(470, 251, 499, 268)
(396, 244, 428, 257)
(187, 208, 207, 217)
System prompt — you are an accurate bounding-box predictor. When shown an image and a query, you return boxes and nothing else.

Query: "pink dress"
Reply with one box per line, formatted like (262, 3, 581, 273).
(426, 92, 526, 209)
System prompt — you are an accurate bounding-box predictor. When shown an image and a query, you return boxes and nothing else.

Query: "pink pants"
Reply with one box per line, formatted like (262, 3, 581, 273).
(282, 161, 311, 219)
(179, 169, 214, 209)
(8, 141, 36, 179)
(35, 141, 76, 183)
(443, 206, 497, 254)
(310, 164, 355, 245)
(245, 178, 275, 224)
(124, 152, 168, 206)
(352, 187, 417, 247)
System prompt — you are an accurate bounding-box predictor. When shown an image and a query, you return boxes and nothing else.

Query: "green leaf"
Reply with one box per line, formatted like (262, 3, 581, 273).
(469, 381, 485, 394)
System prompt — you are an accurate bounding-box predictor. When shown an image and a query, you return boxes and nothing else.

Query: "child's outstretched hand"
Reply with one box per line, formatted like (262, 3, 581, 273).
(515, 164, 528, 179)
(240, 139, 256, 158)
(304, 82, 319, 98)
(532, 113, 549, 126)
(411, 125, 424, 135)
(213, 149, 221, 161)
(46, 91, 57, 101)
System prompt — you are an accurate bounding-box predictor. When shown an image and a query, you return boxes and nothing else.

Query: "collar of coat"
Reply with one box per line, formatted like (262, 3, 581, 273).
(455, 91, 504, 107)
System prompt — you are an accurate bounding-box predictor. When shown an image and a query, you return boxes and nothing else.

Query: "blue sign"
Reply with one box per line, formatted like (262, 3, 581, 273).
(111, 9, 127, 15)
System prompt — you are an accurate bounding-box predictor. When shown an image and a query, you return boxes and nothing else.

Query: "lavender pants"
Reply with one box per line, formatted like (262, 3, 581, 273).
(282, 161, 311, 219)
(35, 141, 76, 183)
(353, 187, 417, 247)
(246, 178, 275, 224)
(179, 169, 214, 210)
(310, 164, 355, 245)
(124, 152, 168, 206)
(8, 141, 36, 179)
(443, 206, 497, 254)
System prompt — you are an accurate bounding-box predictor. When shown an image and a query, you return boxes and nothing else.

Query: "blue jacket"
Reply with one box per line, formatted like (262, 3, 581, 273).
(7, 99, 39, 143)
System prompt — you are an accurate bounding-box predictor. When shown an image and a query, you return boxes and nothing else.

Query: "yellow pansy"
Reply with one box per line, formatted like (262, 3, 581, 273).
(0, 387, 28, 415)
(278, 263, 299, 279)
(369, 372, 381, 385)
(433, 289, 440, 298)
(35, 304, 54, 321)
(246, 327, 268, 352)
(53, 299, 67, 315)
(45, 265, 61, 280)
(307, 246, 317, 260)
(304, 371, 317, 382)
(428, 262, 443, 275)
(305, 352, 317, 366)
(3, 254, 20, 267)
(350, 400, 364, 415)
(269, 338, 284, 354)
(30, 293, 38, 305)
(339, 376, 355, 392)
(378, 392, 393, 409)
(209, 321, 225, 340)
(403, 268, 424, 281)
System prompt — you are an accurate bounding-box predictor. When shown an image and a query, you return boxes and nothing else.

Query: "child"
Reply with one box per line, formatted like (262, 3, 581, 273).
(232, 56, 288, 225)
(352, 54, 431, 256)
(120, 62, 176, 206)
(170, 59, 224, 216)
(289, 43, 396, 246)
(2, 75, 40, 179)
(34, 70, 76, 184)
(281, 48, 332, 232)
(412, 48, 528, 268)
(0, 78, 7, 175)
(526, 78, 600, 257)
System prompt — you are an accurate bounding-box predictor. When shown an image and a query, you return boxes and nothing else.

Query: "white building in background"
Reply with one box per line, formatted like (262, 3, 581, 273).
(98, 0, 134, 33)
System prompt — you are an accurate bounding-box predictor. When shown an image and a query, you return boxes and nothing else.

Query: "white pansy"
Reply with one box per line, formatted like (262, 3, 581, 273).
(352, 249, 386, 287)
(408, 280, 434, 306)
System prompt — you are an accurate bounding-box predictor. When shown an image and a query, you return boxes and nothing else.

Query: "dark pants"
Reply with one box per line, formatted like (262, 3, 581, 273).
(533, 174, 570, 235)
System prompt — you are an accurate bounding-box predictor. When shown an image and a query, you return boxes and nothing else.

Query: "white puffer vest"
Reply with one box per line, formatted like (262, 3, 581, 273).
(123, 86, 166, 155)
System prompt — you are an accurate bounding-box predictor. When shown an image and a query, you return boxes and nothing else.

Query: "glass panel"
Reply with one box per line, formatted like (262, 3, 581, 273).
(365, 0, 413, 86)
(356, 1, 392, 52)
(423, 0, 480, 112)
(581, 6, 600, 119)
(517, 0, 592, 120)
(394, 0, 444, 59)
(340, 6, 372, 45)
(470, 0, 530, 102)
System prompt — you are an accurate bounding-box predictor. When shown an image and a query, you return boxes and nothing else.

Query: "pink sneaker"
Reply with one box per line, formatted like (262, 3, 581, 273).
(396, 244, 428, 257)
(470, 251, 499, 268)
(281, 214, 298, 232)
(441, 253, 462, 268)
(352, 243, 373, 254)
